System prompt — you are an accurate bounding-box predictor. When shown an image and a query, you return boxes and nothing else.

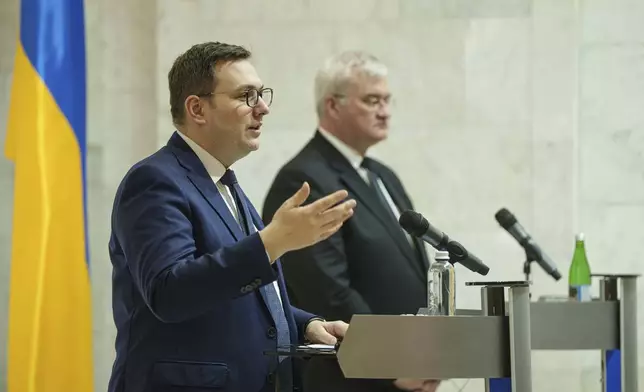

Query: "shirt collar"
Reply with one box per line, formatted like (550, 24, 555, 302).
(317, 127, 365, 170)
(176, 131, 227, 183)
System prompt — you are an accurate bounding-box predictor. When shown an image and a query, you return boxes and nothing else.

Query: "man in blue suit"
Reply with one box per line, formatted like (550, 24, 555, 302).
(107, 41, 356, 392)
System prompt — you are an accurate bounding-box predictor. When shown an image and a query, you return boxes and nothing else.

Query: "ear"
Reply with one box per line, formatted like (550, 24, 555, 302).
(326, 96, 343, 120)
(184, 95, 207, 125)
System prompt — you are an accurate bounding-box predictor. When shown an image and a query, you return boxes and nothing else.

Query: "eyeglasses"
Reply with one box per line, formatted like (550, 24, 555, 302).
(334, 93, 392, 109)
(198, 87, 274, 108)
(362, 94, 392, 108)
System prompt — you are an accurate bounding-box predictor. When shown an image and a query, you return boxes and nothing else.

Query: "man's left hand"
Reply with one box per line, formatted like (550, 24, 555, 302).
(304, 319, 348, 344)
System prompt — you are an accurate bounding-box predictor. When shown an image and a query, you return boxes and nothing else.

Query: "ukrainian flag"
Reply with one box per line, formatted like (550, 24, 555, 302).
(4, 0, 93, 391)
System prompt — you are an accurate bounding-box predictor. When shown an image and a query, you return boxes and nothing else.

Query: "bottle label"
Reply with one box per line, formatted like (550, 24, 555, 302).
(569, 285, 591, 302)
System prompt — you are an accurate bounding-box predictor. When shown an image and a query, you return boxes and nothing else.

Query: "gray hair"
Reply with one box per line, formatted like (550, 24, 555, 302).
(314, 50, 388, 118)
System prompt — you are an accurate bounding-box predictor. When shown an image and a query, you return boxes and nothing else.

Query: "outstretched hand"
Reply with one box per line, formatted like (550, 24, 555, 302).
(260, 182, 356, 261)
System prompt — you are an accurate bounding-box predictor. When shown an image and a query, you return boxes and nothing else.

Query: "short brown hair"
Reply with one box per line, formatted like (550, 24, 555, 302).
(168, 41, 251, 125)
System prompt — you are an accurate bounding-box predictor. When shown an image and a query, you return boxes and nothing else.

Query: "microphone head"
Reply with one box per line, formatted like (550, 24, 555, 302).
(399, 210, 428, 237)
(494, 208, 517, 229)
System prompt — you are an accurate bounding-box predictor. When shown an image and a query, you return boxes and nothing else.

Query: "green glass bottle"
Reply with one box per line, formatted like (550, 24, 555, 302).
(568, 233, 592, 301)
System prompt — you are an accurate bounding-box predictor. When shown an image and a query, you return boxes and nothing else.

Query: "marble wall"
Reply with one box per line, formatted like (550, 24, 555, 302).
(0, 0, 18, 388)
(0, 0, 642, 391)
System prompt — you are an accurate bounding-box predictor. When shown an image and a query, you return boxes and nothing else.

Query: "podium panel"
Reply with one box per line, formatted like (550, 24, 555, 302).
(336, 314, 510, 379)
(530, 301, 619, 350)
(457, 300, 620, 350)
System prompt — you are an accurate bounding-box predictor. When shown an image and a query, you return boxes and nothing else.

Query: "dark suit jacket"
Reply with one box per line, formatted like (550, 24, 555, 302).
(262, 131, 429, 322)
(108, 132, 316, 392)
(262, 131, 429, 391)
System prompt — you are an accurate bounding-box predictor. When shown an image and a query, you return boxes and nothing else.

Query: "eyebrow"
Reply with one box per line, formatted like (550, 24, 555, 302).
(235, 83, 264, 91)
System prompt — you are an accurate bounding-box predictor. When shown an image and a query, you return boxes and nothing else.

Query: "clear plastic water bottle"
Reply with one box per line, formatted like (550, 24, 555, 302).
(427, 250, 456, 315)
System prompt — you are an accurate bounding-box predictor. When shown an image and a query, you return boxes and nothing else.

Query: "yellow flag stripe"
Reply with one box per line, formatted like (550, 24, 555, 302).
(6, 42, 93, 392)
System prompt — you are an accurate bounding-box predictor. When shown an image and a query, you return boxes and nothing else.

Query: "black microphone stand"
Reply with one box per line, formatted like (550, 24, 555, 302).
(523, 259, 532, 284)
(522, 245, 542, 284)
(522, 246, 540, 298)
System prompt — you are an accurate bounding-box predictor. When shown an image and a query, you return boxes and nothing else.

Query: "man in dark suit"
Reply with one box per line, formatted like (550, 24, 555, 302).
(262, 51, 439, 392)
(107, 42, 356, 392)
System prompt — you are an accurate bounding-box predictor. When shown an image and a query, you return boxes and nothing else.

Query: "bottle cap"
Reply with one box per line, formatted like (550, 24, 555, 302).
(435, 250, 450, 261)
(575, 233, 585, 241)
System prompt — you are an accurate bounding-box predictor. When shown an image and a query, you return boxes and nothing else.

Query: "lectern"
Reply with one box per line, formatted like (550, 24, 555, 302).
(268, 276, 638, 391)
(336, 281, 532, 392)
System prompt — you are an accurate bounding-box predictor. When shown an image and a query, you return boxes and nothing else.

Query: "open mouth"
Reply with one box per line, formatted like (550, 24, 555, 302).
(248, 123, 262, 131)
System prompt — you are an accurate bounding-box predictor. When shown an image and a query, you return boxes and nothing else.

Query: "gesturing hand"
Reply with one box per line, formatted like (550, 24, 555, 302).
(260, 182, 356, 261)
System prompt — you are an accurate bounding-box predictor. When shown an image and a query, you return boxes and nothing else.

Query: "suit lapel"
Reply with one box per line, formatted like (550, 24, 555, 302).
(311, 132, 425, 280)
(167, 132, 244, 241)
(375, 169, 430, 274)
(338, 168, 411, 255)
(187, 174, 245, 241)
(340, 169, 425, 280)
(167, 132, 295, 333)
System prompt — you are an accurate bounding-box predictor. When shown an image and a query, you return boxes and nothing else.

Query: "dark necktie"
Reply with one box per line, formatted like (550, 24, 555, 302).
(360, 159, 426, 265)
(360, 158, 400, 225)
(219, 169, 293, 392)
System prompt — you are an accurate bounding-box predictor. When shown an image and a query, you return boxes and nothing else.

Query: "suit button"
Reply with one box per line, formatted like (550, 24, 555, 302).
(267, 326, 277, 339)
(266, 372, 276, 384)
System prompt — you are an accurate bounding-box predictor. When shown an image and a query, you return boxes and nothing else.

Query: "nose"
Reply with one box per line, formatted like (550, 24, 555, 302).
(254, 96, 270, 117)
(377, 103, 391, 120)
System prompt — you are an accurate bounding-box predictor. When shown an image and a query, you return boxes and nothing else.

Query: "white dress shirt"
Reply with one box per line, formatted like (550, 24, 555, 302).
(177, 131, 282, 303)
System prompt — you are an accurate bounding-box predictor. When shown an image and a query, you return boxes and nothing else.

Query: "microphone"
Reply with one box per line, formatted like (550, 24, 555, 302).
(399, 210, 490, 276)
(494, 208, 562, 281)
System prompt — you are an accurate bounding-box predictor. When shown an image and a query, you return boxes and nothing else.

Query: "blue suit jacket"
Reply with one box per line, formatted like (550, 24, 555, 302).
(108, 132, 317, 392)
